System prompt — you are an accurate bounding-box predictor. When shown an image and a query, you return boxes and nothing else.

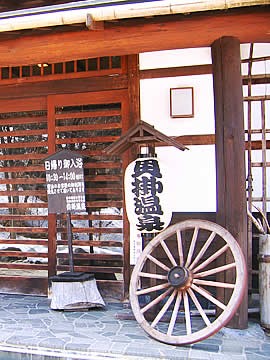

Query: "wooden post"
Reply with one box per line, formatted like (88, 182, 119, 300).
(122, 54, 140, 298)
(66, 212, 74, 273)
(211, 36, 248, 329)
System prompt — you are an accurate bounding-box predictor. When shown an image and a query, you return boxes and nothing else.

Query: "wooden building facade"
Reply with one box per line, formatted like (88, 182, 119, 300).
(0, 0, 269, 329)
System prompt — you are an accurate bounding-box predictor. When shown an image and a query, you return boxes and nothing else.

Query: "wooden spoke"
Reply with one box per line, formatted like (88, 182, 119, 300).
(191, 283, 226, 310)
(185, 226, 199, 268)
(177, 230, 184, 266)
(151, 289, 177, 328)
(147, 254, 170, 272)
(129, 220, 247, 345)
(189, 231, 216, 270)
(136, 282, 170, 296)
(138, 272, 167, 280)
(183, 291, 192, 335)
(160, 240, 178, 267)
(167, 291, 182, 336)
(192, 244, 230, 274)
(141, 287, 173, 314)
(194, 263, 236, 278)
(187, 288, 211, 326)
(193, 279, 235, 289)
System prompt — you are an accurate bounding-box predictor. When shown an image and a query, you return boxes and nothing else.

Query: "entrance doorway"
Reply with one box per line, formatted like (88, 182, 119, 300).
(0, 89, 128, 300)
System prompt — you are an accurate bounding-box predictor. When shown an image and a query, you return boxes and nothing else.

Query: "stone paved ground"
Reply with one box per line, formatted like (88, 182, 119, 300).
(0, 294, 269, 360)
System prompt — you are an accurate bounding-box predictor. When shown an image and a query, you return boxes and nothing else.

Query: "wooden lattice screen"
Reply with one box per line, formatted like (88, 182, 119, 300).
(0, 89, 128, 299)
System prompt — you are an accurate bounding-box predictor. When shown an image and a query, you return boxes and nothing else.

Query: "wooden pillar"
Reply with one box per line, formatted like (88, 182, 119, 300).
(211, 36, 248, 329)
(123, 54, 140, 298)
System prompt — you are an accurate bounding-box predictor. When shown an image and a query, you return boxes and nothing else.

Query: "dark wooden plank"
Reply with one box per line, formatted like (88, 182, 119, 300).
(56, 123, 121, 132)
(0, 153, 48, 161)
(140, 64, 212, 79)
(97, 280, 124, 301)
(0, 190, 47, 196)
(0, 178, 46, 184)
(0, 276, 48, 296)
(0, 97, 46, 112)
(85, 188, 122, 195)
(70, 214, 122, 221)
(0, 251, 47, 257)
(84, 175, 121, 182)
(0, 128, 47, 138)
(0, 215, 47, 221)
(55, 110, 121, 119)
(56, 227, 122, 234)
(211, 36, 248, 329)
(0, 165, 44, 172)
(0, 141, 48, 149)
(84, 162, 122, 169)
(57, 253, 122, 261)
(0, 239, 48, 245)
(0, 263, 47, 270)
(56, 240, 122, 247)
(86, 201, 122, 208)
(56, 136, 120, 144)
(57, 265, 122, 273)
(0, 74, 128, 100)
(0, 227, 47, 233)
(0, 203, 47, 208)
(0, 116, 47, 125)
(0, 8, 269, 66)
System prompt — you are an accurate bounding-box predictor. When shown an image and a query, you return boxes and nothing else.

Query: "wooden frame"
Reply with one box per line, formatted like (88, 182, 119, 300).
(170, 87, 194, 118)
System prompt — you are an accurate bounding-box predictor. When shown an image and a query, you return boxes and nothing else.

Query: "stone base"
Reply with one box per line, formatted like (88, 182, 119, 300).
(50, 273, 105, 310)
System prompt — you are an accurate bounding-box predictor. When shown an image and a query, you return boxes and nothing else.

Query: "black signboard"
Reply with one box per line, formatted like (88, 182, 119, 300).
(44, 150, 86, 214)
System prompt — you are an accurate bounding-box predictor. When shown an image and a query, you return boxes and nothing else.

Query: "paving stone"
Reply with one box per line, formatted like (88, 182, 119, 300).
(246, 353, 270, 360)
(0, 296, 269, 360)
(192, 342, 220, 353)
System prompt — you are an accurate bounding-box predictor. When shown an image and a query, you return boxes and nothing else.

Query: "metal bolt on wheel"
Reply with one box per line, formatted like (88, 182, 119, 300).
(129, 220, 247, 345)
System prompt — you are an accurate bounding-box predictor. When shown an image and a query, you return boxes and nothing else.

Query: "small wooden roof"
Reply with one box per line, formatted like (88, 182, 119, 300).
(104, 120, 188, 155)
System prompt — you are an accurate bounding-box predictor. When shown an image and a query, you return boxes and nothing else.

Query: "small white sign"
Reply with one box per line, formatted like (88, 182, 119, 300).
(130, 230, 143, 265)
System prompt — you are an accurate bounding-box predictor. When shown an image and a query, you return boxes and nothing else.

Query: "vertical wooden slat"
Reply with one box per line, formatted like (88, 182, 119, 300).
(261, 100, 267, 219)
(47, 95, 57, 279)
(211, 36, 248, 329)
(48, 213, 57, 279)
(247, 43, 253, 292)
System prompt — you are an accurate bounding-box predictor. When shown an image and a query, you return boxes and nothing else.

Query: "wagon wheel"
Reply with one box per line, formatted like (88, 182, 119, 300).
(129, 220, 247, 345)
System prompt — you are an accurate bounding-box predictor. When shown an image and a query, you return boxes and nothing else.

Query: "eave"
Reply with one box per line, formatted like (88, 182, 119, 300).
(0, 6, 268, 67)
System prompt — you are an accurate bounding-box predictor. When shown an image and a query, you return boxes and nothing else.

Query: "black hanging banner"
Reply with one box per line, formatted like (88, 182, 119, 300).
(44, 149, 86, 214)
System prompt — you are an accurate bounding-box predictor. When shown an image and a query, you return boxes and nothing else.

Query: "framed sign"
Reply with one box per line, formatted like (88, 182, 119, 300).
(170, 87, 194, 118)
(44, 149, 86, 214)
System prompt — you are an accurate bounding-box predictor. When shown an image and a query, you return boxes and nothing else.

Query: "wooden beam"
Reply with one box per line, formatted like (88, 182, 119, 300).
(0, 8, 268, 66)
(0, 74, 128, 100)
(140, 64, 212, 79)
(211, 36, 248, 330)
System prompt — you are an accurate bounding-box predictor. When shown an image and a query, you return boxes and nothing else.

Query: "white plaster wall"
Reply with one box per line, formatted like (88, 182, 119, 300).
(140, 47, 216, 212)
(140, 44, 270, 213)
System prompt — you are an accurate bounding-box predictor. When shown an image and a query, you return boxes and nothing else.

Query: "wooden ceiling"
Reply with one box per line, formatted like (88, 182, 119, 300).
(0, 1, 73, 12)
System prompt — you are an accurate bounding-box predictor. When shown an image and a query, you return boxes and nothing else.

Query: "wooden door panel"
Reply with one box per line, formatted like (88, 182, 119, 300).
(0, 96, 49, 295)
(49, 90, 128, 300)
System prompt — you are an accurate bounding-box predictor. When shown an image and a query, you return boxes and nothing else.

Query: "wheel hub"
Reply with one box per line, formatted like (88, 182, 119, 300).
(167, 266, 190, 288)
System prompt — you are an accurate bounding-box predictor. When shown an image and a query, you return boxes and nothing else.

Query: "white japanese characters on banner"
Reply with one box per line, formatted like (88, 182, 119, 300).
(44, 150, 86, 214)
(125, 156, 172, 234)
